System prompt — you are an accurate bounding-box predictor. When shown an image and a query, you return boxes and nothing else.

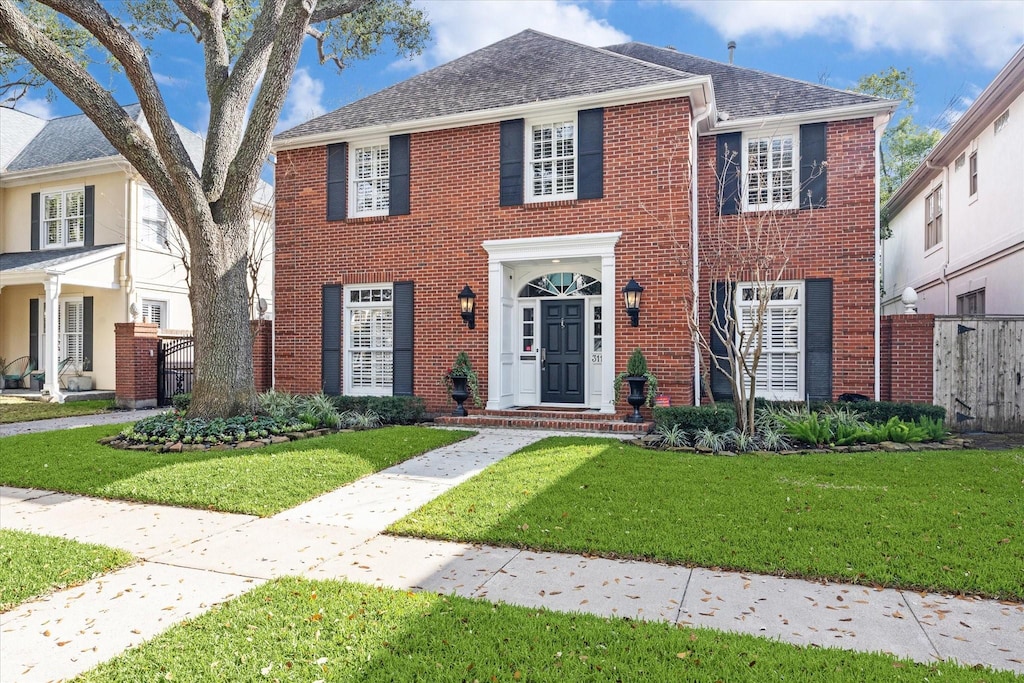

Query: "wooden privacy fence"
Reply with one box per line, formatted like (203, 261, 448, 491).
(933, 316, 1024, 433)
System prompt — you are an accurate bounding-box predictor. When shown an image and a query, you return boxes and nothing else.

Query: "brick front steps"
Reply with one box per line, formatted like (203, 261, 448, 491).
(435, 409, 654, 434)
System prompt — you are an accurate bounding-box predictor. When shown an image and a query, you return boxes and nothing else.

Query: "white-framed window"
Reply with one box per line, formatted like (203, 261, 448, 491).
(744, 132, 797, 210)
(968, 151, 978, 198)
(527, 116, 577, 202)
(343, 284, 393, 395)
(42, 189, 85, 248)
(60, 298, 84, 365)
(925, 185, 943, 250)
(350, 142, 389, 217)
(956, 288, 985, 315)
(141, 299, 166, 327)
(141, 188, 169, 247)
(736, 281, 803, 401)
(994, 109, 1009, 135)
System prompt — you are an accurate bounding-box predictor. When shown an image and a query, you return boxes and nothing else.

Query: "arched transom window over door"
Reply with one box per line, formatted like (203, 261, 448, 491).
(518, 272, 601, 298)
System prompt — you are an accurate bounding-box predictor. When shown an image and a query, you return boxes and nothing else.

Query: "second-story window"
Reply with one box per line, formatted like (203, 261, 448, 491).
(745, 132, 796, 210)
(925, 185, 943, 250)
(350, 142, 390, 217)
(141, 188, 169, 247)
(528, 118, 576, 202)
(969, 151, 978, 198)
(43, 189, 85, 248)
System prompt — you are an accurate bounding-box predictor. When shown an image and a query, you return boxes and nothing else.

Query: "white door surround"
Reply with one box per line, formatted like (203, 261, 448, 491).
(482, 232, 620, 413)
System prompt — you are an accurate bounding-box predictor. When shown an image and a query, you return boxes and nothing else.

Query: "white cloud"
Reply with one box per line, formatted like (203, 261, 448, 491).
(276, 67, 327, 132)
(15, 94, 55, 119)
(406, 0, 630, 70)
(154, 72, 188, 88)
(670, 0, 1024, 69)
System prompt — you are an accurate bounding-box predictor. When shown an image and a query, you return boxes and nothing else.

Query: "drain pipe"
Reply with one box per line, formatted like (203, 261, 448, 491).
(691, 103, 713, 405)
(873, 111, 893, 401)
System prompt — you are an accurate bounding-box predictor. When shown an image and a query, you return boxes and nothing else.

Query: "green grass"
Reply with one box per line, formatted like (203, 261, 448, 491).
(77, 577, 1016, 682)
(0, 396, 115, 423)
(0, 425, 473, 516)
(389, 437, 1024, 600)
(0, 529, 134, 611)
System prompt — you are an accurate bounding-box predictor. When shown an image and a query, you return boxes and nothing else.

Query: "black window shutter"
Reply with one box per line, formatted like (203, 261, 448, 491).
(716, 132, 742, 216)
(799, 123, 828, 209)
(392, 281, 414, 396)
(577, 108, 604, 200)
(326, 143, 348, 221)
(84, 185, 95, 246)
(31, 192, 40, 250)
(389, 134, 411, 216)
(710, 281, 734, 400)
(804, 278, 833, 401)
(322, 285, 342, 394)
(29, 299, 39, 368)
(499, 119, 524, 206)
(82, 296, 94, 371)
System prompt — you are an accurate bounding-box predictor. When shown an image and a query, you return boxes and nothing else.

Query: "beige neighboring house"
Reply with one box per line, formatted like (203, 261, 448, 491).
(0, 104, 274, 401)
(882, 46, 1024, 316)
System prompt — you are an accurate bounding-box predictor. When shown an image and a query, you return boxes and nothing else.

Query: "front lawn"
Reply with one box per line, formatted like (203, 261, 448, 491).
(0, 396, 114, 424)
(76, 577, 1015, 682)
(389, 437, 1024, 600)
(0, 426, 472, 516)
(0, 529, 134, 611)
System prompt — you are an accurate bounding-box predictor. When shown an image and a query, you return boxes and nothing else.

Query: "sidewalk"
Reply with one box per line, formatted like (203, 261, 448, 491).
(2, 427, 1022, 681)
(0, 407, 164, 437)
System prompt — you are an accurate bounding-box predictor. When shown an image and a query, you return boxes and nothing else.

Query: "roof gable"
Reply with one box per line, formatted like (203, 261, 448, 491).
(0, 108, 47, 171)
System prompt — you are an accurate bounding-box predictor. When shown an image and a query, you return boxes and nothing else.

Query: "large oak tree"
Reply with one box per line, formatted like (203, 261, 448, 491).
(0, 0, 428, 417)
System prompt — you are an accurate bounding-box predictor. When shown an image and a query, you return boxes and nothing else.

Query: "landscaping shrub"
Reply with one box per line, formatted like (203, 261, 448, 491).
(653, 405, 734, 432)
(120, 413, 311, 445)
(854, 400, 946, 425)
(171, 392, 191, 411)
(332, 395, 370, 414)
(366, 396, 426, 425)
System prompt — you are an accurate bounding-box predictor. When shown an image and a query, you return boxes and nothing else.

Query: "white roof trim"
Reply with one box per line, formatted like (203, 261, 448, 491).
(706, 100, 897, 135)
(0, 245, 125, 287)
(0, 156, 126, 187)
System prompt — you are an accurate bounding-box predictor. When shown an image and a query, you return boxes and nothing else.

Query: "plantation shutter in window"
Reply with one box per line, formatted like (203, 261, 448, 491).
(82, 296, 93, 371)
(31, 192, 40, 251)
(392, 281, 414, 396)
(389, 134, 411, 216)
(322, 285, 342, 394)
(326, 143, 348, 221)
(716, 132, 742, 216)
(710, 281, 734, 400)
(29, 299, 39, 367)
(84, 185, 95, 246)
(804, 278, 833, 401)
(799, 123, 827, 209)
(499, 119, 524, 206)
(577, 108, 604, 200)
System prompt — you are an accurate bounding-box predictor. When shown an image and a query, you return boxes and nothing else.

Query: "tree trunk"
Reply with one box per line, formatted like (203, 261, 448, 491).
(186, 213, 257, 418)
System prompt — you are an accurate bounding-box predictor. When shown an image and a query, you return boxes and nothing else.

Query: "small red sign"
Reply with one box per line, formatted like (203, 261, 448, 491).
(655, 394, 670, 407)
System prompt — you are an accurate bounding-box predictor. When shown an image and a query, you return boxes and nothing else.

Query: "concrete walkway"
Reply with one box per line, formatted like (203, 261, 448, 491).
(0, 408, 164, 437)
(1, 427, 1022, 681)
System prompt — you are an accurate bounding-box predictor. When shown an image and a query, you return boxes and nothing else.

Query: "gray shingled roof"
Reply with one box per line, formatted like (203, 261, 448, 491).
(0, 245, 123, 272)
(604, 43, 885, 120)
(276, 29, 694, 140)
(6, 104, 206, 172)
(0, 108, 47, 171)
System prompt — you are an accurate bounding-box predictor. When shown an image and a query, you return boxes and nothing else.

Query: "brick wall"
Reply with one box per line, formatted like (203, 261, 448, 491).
(880, 314, 934, 403)
(114, 322, 159, 409)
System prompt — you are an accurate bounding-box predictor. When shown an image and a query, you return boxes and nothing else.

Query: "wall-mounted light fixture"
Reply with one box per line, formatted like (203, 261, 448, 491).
(622, 278, 644, 327)
(458, 284, 476, 329)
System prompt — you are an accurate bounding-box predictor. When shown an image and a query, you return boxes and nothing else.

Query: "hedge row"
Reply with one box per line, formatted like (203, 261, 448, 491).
(655, 400, 946, 430)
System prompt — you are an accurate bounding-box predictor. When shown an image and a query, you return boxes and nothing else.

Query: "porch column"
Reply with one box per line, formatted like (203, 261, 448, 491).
(43, 276, 64, 403)
(485, 259, 503, 410)
(600, 253, 616, 413)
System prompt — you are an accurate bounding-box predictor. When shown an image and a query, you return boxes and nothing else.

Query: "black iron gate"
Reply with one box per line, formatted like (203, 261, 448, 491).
(157, 337, 194, 406)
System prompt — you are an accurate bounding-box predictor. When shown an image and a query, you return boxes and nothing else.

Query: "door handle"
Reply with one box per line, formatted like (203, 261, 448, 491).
(540, 347, 546, 370)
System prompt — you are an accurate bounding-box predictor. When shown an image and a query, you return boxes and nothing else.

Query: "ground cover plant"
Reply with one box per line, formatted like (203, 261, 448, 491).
(0, 396, 114, 424)
(390, 437, 1024, 600)
(0, 425, 471, 516)
(0, 529, 133, 611)
(76, 577, 1016, 682)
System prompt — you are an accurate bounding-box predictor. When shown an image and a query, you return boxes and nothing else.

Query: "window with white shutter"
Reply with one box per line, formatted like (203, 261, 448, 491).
(61, 299, 84, 365)
(736, 282, 803, 400)
(349, 143, 390, 217)
(527, 116, 577, 202)
(141, 188, 169, 247)
(141, 299, 165, 327)
(344, 285, 393, 395)
(42, 189, 85, 248)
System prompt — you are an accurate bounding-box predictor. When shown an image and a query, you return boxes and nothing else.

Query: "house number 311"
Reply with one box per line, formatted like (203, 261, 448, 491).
(591, 353, 602, 363)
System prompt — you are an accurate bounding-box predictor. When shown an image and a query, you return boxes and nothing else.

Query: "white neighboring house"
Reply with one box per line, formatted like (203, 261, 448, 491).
(882, 46, 1024, 316)
(0, 104, 274, 400)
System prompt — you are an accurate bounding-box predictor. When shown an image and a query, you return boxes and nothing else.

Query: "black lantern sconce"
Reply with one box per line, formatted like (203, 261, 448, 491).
(622, 278, 644, 327)
(458, 284, 476, 329)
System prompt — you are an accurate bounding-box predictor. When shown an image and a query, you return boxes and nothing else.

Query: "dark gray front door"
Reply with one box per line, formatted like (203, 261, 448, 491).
(541, 300, 584, 403)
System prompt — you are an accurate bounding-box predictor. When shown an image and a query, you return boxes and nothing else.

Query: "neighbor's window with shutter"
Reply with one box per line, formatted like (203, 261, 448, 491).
(61, 299, 84, 365)
(141, 299, 165, 327)
(42, 189, 85, 248)
(925, 185, 943, 250)
(744, 132, 796, 210)
(141, 188, 169, 247)
(350, 143, 389, 217)
(344, 285, 393, 395)
(527, 117, 576, 202)
(736, 282, 803, 401)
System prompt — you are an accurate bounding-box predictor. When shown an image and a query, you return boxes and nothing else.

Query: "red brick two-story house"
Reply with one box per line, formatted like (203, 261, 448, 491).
(272, 30, 894, 418)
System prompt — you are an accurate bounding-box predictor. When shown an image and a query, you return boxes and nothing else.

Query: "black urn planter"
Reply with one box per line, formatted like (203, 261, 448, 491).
(625, 376, 648, 423)
(449, 375, 470, 416)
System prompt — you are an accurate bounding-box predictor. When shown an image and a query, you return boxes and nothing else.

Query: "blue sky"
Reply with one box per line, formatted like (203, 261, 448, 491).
(15, 0, 1024, 137)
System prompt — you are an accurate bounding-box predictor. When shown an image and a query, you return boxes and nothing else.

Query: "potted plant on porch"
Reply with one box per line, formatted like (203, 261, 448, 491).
(443, 351, 481, 416)
(614, 348, 658, 424)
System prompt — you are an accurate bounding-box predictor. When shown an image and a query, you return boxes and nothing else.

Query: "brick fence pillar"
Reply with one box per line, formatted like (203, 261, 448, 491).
(880, 314, 935, 403)
(115, 322, 159, 409)
(251, 320, 274, 393)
